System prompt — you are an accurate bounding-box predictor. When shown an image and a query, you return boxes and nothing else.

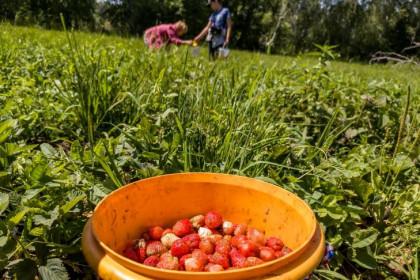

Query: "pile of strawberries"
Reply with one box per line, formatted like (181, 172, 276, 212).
(122, 211, 292, 272)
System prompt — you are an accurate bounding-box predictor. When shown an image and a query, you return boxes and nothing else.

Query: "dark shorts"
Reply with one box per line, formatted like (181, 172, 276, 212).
(209, 42, 224, 60)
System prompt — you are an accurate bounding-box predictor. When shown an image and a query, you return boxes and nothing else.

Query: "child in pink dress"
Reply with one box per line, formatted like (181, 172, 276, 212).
(144, 21, 192, 49)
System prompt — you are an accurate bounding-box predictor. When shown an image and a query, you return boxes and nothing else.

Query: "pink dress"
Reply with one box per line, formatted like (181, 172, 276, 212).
(144, 24, 182, 49)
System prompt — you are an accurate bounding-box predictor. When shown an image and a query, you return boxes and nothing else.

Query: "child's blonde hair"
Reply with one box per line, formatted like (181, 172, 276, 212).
(175, 21, 188, 34)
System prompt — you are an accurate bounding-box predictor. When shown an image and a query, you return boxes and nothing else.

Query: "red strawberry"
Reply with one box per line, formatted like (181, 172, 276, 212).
(233, 223, 247, 236)
(199, 238, 215, 254)
(211, 252, 230, 269)
(146, 241, 168, 257)
(171, 239, 189, 258)
(222, 221, 235, 235)
(204, 211, 223, 229)
(237, 240, 259, 257)
(173, 219, 193, 237)
(179, 254, 192, 270)
(265, 237, 284, 251)
(259, 247, 275, 262)
(274, 251, 283, 259)
(204, 263, 224, 272)
(229, 250, 248, 268)
(192, 249, 208, 266)
(206, 254, 213, 264)
(135, 246, 147, 263)
(156, 255, 179, 270)
(123, 248, 139, 262)
(215, 241, 231, 255)
(190, 215, 205, 229)
(181, 234, 201, 252)
(143, 256, 160, 267)
(184, 257, 204, 272)
(230, 234, 248, 248)
(247, 257, 264, 266)
(148, 226, 164, 240)
(246, 227, 265, 245)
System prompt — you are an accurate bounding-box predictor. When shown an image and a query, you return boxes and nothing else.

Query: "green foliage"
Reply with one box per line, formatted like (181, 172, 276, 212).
(0, 24, 419, 279)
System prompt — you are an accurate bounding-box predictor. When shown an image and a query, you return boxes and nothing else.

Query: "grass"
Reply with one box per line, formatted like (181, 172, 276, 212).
(0, 23, 419, 280)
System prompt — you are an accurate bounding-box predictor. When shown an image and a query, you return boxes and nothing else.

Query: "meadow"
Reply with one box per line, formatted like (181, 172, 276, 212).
(0, 23, 419, 279)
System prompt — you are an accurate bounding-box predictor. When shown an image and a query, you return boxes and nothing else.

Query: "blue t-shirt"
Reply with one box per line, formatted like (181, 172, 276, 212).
(209, 7, 231, 29)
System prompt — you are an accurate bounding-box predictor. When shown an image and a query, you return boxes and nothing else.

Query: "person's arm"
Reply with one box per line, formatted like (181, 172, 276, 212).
(167, 28, 192, 45)
(225, 17, 232, 45)
(194, 21, 212, 43)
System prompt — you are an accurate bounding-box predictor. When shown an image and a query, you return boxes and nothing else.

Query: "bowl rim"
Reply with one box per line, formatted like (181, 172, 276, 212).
(91, 172, 317, 277)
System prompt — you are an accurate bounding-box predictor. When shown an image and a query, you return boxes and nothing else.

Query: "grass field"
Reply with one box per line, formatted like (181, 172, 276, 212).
(0, 24, 419, 280)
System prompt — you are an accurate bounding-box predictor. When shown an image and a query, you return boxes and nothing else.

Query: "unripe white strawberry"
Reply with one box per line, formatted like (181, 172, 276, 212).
(161, 233, 180, 248)
(190, 215, 205, 229)
(198, 227, 212, 239)
(222, 221, 235, 235)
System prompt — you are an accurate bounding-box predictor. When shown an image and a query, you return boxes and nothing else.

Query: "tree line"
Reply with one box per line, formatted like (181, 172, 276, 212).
(1, 0, 419, 59)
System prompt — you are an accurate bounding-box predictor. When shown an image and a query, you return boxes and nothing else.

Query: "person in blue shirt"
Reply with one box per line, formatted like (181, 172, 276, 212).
(194, 0, 232, 60)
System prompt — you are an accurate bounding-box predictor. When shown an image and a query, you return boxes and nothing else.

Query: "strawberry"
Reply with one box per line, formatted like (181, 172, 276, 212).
(209, 234, 223, 244)
(215, 240, 231, 255)
(192, 249, 208, 266)
(184, 257, 204, 272)
(142, 232, 151, 241)
(123, 248, 139, 262)
(181, 233, 201, 252)
(171, 239, 189, 258)
(190, 215, 205, 229)
(198, 227, 212, 239)
(229, 250, 248, 268)
(204, 211, 223, 229)
(246, 227, 265, 245)
(179, 254, 192, 270)
(237, 240, 259, 257)
(156, 255, 179, 270)
(161, 233, 180, 248)
(143, 256, 160, 267)
(148, 226, 164, 240)
(281, 247, 293, 256)
(199, 238, 215, 254)
(173, 219, 193, 237)
(259, 247, 275, 262)
(135, 246, 147, 263)
(233, 223, 247, 236)
(274, 250, 283, 259)
(162, 228, 174, 237)
(230, 234, 248, 248)
(247, 257, 264, 266)
(146, 241, 168, 257)
(222, 221, 235, 235)
(265, 237, 284, 251)
(211, 252, 230, 269)
(204, 264, 224, 272)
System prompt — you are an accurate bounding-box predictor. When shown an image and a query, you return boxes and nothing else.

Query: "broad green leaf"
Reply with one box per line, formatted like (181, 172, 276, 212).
(351, 228, 379, 248)
(29, 227, 45, 237)
(0, 220, 8, 247)
(33, 207, 59, 228)
(7, 258, 38, 280)
(40, 143, 58, 158)
(315, 269, 349, 280)
(8, 208, 30, 227)
(38, 258, 69, 280)
(0, 120, 15, 144)
(0, 193, 9, 215)
(348, 248, 377, 269)
(60, 194, 85, 214)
